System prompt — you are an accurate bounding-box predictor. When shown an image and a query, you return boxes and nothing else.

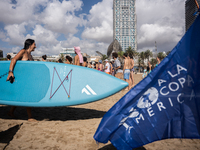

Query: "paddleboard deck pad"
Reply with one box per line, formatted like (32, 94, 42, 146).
(0, 61, 128, 107)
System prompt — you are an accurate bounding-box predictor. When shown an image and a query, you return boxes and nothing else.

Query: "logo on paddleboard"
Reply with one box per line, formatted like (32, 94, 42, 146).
(82, 85, 97, 95)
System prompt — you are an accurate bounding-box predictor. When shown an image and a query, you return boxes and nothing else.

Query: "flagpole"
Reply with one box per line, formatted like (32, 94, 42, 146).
(194, 0, 199, 10)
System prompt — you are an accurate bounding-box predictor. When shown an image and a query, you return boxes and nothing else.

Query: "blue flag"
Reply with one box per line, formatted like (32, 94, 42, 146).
(94, 15, 200, 150)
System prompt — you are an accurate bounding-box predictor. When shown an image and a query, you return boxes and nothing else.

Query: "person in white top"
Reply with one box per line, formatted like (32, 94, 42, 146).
(104, 59, 110, 74)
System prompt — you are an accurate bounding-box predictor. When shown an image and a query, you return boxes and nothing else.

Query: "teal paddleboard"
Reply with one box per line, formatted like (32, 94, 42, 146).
(0, 61, 128, 107)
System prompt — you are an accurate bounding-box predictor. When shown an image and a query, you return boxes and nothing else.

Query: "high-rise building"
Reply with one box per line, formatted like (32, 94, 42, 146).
(185, 0, 200, 31)
(113, 0, 137, 51)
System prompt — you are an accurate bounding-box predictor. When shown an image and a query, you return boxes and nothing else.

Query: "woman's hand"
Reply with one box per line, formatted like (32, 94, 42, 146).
(6, 72, 15, 83)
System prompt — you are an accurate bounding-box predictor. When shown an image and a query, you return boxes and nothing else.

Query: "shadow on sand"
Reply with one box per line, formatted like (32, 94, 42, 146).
(0, 106, 106, 121)
(0, 123, 23, 150)
(98, 143, 146, 150)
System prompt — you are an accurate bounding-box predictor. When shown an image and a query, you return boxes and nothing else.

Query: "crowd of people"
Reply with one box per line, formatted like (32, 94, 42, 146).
(52, 50, 135, 90)
(67, 51, 135, 91)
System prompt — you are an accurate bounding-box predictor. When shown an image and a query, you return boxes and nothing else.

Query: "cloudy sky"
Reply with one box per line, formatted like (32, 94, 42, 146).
(0, 0, 185, 57)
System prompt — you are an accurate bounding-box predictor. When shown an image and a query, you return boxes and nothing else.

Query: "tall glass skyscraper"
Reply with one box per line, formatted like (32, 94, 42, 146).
(113, 0, 137, 51)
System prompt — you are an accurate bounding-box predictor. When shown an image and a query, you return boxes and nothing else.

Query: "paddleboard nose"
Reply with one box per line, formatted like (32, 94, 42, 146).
(121, 81, 129, 88)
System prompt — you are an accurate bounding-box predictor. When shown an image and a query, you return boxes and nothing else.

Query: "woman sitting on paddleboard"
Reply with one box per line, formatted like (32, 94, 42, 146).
(6, 39, 37, 122)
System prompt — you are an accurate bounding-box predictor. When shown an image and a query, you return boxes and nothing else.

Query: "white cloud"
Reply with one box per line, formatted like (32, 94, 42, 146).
(4, 22, 28, 46)
(0, 30, 6, 39)
(2, 22, 62, 56)
(87, 0, 113, 27)
(11, 46, 21, 53)
(82, 0, 113, 44)
(29, 24, 61, 55)
(136, 0, 185, 52)
(138, 23, 183, 46)
(38, 0, 84, 34)
(82, 21, 113, 43)
(32, 25, 58, 45)
(61, 34, 81, 48)
(34, 43, 62, 56)
(0, 0, 84, 35)
(59, 34, 108, 55)
(0, 0, 48, 24)
(81, 40, 109, 55)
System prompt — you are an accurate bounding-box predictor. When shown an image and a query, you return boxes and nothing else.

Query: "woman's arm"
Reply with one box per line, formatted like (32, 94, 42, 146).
(7, 50, 25, 80)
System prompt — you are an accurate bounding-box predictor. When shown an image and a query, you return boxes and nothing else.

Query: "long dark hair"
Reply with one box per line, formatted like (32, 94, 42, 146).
(24, 39, 35, 50)
(66, 56, 72, 63)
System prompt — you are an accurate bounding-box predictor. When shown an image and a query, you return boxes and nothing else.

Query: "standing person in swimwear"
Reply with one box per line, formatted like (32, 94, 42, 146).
(112, 52, 123, 79)
(95, 60, 99, 70)
(83, 57, 88, 67)
(109, 60, 113, 75)
(74, 46, 83, 66)
(6, 39, 37, 122)
(98, 60, 103, 71)
(104, 59, 110, 74)
(129, 54, 134, 87)
(110, 59, 115, 76)
(147, 61, 152, 74)
(123, 53, 131, 90)
(156, 57, 160, 66)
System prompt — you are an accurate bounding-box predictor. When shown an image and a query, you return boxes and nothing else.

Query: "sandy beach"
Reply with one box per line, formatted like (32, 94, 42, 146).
(0, 74, 200, 150)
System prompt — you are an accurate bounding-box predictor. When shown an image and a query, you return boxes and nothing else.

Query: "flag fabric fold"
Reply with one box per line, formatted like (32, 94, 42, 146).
(94, 15, 200, 150)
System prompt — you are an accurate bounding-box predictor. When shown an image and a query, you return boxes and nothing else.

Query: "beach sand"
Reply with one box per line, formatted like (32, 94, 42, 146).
(0, 74, 200, 150)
